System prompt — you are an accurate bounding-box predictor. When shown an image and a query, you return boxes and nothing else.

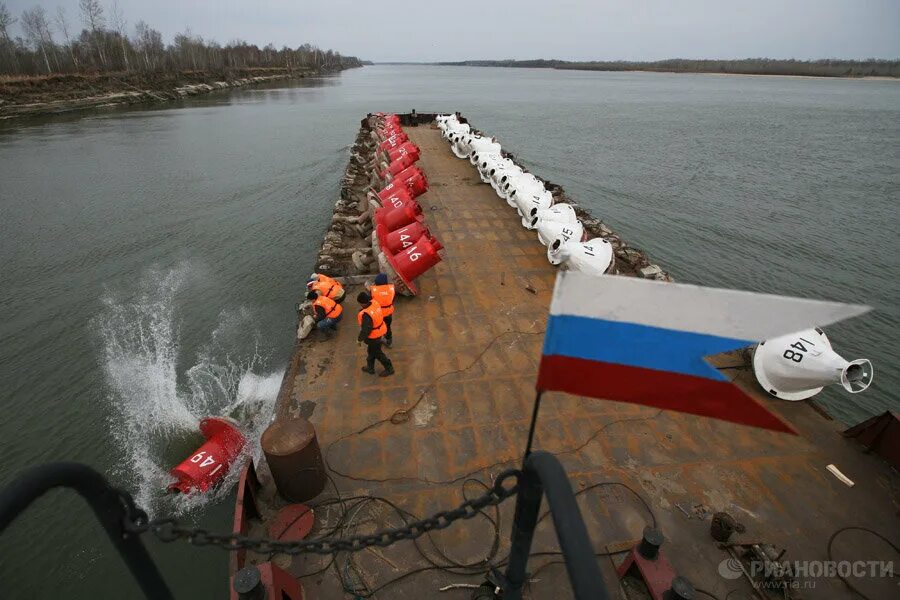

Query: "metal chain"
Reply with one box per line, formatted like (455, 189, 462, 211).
(119, 469, 520, 556)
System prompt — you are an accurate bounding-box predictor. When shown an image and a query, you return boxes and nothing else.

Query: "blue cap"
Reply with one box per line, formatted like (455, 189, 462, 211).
(375, 273, 388, 285)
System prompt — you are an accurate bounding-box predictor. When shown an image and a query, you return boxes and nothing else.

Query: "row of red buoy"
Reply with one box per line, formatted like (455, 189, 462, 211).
(371, 113, 444, 295)
(167, 114, 445, 496)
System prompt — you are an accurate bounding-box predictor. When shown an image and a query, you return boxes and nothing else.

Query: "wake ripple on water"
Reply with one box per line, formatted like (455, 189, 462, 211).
(96, 263, 282, 516)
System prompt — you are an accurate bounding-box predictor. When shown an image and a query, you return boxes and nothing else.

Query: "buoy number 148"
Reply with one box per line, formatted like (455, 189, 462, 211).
(782, 337, 816, 363)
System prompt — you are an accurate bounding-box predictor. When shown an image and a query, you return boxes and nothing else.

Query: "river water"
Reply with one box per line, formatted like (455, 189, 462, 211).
(0, 65, 897, 597)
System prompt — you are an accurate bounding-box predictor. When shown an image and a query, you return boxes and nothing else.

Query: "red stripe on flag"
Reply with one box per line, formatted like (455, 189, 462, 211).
(537, 355, 795, 434)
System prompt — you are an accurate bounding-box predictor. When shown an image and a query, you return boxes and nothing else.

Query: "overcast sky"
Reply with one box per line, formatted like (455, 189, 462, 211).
(6, 0, 900, 63)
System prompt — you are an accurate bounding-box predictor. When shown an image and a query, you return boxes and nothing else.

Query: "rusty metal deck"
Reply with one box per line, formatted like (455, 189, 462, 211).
(261, 123, 898, 599)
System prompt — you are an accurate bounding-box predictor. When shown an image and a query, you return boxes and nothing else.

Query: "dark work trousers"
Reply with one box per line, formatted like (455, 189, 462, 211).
(384, 315, 393, 343)
(365, 337, 392, 370)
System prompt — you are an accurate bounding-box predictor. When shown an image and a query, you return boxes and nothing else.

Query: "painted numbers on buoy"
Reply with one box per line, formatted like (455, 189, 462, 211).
(782, 336, 817, 363)
(167, 416, 246, 494)
(190, 451, 218, 469)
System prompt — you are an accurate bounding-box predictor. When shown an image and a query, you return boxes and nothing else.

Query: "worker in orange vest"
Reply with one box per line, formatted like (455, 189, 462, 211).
(307, 273, 345, 303)
(367, 273, 395, 348)
(306, 290, 343, 333)
(357, 291, 394, 377)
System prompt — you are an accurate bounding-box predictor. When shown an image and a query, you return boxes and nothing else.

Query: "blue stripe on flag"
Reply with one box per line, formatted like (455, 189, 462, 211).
(542, 314, 753, 381)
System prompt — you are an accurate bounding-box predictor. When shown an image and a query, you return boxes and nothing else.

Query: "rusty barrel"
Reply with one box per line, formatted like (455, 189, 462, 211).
(261, 418, 326, 503)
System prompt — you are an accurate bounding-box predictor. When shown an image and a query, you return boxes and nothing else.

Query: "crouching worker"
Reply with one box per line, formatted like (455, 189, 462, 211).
(367, 273, 395, 348)
(307, 290, 343, 333)
(357, 292, 394, 377)
(307, 273, 346, 303)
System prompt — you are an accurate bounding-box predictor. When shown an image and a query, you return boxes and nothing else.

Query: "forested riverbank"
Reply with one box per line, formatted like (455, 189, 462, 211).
(0, 1, 363, 118)
(0, 66, 360, 119)
(437, 58, 900, 78)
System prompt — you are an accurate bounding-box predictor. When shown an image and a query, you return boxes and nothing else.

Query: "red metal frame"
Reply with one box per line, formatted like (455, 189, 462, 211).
(616, 543, 677, 600)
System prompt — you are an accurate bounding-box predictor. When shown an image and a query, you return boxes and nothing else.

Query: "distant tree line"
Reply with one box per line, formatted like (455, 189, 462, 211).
(438, 58, 900, 78)
(0, 1, 362, 77)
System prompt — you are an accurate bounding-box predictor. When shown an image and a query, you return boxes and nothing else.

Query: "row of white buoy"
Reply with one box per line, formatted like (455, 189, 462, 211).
(436, 114, 874, 402)
(437, 114, 615, 276)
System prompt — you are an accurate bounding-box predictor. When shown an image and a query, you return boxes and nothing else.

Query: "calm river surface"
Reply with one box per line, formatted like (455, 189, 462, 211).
(1, 65, 898, 597)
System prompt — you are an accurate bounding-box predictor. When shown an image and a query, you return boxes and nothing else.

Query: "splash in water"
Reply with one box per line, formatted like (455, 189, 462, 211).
(97, 263, 282, 516)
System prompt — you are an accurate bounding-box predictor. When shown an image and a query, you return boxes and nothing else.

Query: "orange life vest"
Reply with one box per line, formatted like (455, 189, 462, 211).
(313, 295, 342, 319)
(318, 274, 338, 287)
(369, 284, 395, 317)
(357, 301, 387, 339)
(312, 276, 343, 300)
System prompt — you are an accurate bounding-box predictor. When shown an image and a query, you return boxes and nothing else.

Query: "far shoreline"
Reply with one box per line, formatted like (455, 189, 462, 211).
(415, 58, 900, 80)
(376, 63, 900, 81)
(664, 70, 899, 82)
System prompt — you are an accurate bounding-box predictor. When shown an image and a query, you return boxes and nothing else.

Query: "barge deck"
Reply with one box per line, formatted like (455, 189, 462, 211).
(241, 118, 898, 599)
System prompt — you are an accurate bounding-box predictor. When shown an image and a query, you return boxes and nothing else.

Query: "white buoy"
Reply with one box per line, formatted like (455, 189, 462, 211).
(493, 164, 523, 198)
(450, 133, 473, 158)
(437, 114, 458, 132)
(752, 327, 874, 401)
(547, 237, 614, 274)
(469, 138, 501, 165)
(530, 203, 578, 229)
(515, 189, 553, 224)
(455, 132, 482, 158)
(537, 220, 584, 245)
(504, 172, 543, 205)
(477, 153, 504, 184)
(443, 122, 470, 142)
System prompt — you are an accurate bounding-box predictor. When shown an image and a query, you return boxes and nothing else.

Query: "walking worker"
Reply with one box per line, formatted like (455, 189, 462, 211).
(367, 273, 395, 348)
(357, 292, 394, 377)
(306, 290, 343, 332)
(307, 273, 345, 303)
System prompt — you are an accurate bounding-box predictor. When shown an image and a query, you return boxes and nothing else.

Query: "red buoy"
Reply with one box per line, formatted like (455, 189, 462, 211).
(377, 183, 413, 206)
(390, 165, 422, 183)
(387, 142, 420, 163)
(376, 114, 400, 133)
(379, 133, 408, 151)
(380, 153, 418, 179)
(403, 170, 428, 197)
(375, 202, 424, 231)
(168, 417, 246, 494)
(378, 221, 429, 254)
(385, 233, 443, 290)
(377, 169, 427, 199)
(377, 124, 402, 136)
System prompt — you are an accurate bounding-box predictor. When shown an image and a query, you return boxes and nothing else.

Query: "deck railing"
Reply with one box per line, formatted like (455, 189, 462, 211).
(0, 462, 172, 598)
(0, 454, 608, 599)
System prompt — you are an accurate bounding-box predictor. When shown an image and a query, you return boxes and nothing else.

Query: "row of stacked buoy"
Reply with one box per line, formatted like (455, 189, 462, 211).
(436, 113, 615, 276)
(437, 114, 875, 404)
(368, 113, 444, 295)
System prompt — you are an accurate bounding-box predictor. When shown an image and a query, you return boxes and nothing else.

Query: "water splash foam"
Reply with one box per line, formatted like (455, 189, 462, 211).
(97, 263, 281, 517)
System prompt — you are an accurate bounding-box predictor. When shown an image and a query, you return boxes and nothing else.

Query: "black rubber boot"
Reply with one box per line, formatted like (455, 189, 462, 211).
(361, 366, 375, 375)
(379, 365, 395, 377)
